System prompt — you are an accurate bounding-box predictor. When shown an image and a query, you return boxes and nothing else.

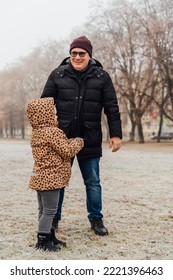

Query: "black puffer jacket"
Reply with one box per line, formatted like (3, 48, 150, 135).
(41, 58, 122, 160)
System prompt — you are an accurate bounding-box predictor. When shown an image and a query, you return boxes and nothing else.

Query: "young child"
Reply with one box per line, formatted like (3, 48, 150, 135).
(26, 98, 84, 252)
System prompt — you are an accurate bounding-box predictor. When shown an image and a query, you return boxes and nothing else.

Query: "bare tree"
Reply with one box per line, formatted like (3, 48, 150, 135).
(0, 39, 68, 138)
(88, 0, 156, 142)
(140, 0, 173, 122)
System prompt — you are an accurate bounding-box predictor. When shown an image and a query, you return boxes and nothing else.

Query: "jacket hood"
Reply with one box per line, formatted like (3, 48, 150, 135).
(26, 98, 57, 128)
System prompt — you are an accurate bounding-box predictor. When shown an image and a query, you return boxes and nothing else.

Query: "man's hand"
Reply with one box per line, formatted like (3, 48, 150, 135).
(109, 137, 121, 152)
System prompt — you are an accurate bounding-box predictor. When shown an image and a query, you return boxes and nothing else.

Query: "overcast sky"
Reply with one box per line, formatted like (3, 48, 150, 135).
(0, 0, 93, 70)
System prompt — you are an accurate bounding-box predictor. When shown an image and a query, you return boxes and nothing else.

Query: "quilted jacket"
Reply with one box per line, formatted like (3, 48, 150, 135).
(41, 58, 122, 160)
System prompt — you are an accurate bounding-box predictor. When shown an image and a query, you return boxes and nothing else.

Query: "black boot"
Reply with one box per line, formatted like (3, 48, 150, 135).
(90, 219, 109, 236)
(36, 233, 61, 252)
(50, 227, 66, 247)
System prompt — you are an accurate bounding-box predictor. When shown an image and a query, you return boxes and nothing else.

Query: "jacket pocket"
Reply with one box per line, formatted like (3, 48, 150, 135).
(84, 121, 102, 147)
(59, 120, 72, 136)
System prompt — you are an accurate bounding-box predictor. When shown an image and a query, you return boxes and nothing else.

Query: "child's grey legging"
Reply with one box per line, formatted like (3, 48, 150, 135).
(37, 189, 60, 233)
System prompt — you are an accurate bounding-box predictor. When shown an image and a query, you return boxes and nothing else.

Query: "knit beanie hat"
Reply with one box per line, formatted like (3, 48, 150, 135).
(70, 35, 93, 57)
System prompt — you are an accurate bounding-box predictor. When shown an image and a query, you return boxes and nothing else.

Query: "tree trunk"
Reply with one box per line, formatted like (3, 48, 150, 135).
(157, 110, 164, 143)
(137, 119, 144, 143)
(129, 121, 136, 141)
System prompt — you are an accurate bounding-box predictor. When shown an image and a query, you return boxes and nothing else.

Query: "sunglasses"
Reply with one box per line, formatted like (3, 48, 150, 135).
(70, 51, 87, 58)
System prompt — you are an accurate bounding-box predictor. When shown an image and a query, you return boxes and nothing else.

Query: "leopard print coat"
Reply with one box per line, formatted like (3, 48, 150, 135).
(26, 98, 84, 191)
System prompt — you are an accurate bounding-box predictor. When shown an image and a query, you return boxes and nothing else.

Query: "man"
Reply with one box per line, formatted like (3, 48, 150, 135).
(41, 35, 122, 236)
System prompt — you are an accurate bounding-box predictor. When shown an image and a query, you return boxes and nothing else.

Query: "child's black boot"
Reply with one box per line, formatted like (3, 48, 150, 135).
(36, 232, 61, 252)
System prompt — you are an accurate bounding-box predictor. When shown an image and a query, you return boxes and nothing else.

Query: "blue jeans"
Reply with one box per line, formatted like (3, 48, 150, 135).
(54, 157, 103, 222)
(53, 187, 65, 221)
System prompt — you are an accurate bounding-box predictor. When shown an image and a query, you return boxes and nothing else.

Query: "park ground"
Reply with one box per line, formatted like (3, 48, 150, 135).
(0, 139, 173, 260)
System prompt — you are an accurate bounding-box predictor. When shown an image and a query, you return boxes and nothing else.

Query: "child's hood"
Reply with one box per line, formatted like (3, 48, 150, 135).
(26, 98, 56, 128)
